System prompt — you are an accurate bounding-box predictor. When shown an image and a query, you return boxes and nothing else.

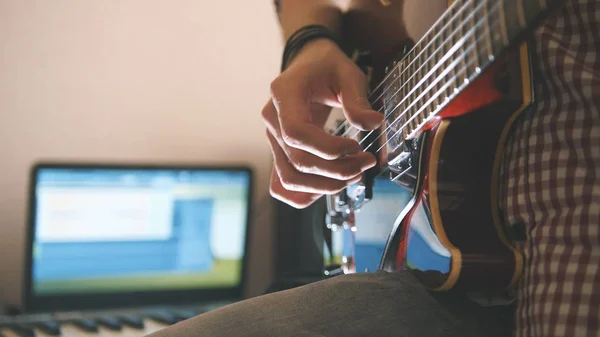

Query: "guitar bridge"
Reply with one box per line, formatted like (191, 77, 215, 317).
(389, 136, 421, 183)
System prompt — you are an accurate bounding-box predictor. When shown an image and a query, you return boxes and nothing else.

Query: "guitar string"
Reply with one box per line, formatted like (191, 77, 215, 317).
(372, 17, 503, 156)
(346, 13, 479, 143)
(357, 15, 492, 151)
(347, 1, 503, 153)
(364, 0, 473, 109)
(342, 0, 501, 141)
(330, 0, 472, 137)
(337, 0, 501, 142)
(362, 0, 470, 108)
(331, 0, 491, 137)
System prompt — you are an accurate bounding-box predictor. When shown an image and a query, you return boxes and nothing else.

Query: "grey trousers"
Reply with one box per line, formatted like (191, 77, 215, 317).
(148, 271, 513, 337)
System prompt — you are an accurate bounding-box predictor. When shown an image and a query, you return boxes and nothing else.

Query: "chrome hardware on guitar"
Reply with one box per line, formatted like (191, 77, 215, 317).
(323, 119, 361, 276)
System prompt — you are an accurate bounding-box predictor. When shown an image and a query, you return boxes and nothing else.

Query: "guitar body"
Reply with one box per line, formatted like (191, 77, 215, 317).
(379, 42, 534, 291)
(323, 0, 564, 291)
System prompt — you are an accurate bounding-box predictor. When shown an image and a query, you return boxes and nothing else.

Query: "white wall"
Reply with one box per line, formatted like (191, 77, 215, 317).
(0, 0, 282, 307)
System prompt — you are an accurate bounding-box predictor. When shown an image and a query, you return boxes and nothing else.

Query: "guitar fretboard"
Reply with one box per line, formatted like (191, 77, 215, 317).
(369, 0, 559, 153)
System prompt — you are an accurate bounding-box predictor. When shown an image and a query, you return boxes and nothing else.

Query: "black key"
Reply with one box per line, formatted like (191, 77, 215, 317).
(145, 312, 180, 325)
(71, 318, 98, 333)
(171, 310, 198, 321)
(33, 321, 61, 336)
(117, 315, 144, 330)
(7, 324, 35, 337)
(96, 317, 122, 331)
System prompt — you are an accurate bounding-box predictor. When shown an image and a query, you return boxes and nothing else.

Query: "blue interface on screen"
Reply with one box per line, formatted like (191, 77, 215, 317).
(32, 168, 250, 295)
(327, 178, 411, 273)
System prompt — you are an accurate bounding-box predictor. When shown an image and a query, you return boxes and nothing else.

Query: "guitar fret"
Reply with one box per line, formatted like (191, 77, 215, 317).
(401, 54, 409, 140)
(471, 0, 482, 73)
(434, 14, 443, 112)
(453, 2, 463, 93)
(442, 27, 451, 106)
(405, 63, 412, 132)
(441, 10, 452, 103)
(422, 33, 432, 120)
(381, 0, 556, 144)
(411, 60, 418, 130)
(482, 0, 494, 61)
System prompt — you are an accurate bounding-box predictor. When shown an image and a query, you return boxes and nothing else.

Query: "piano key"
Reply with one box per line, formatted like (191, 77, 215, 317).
(69, 319, 98, 333)
(59, 323, 119, 337)
(143, 312, 179, 326)
(95, 318, 121, 332)
(115, 316, 144, 330)
(32, 322, 60, 336)
(2, 317, 169, 337)
(170, 310, 198, 322)
(141, 318, 167, 335)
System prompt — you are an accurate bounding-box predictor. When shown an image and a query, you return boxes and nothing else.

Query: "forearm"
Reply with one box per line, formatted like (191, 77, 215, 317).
(274, 0, 410, 75)
(274, 0, 345, 40)
(344, 0, 410, 69)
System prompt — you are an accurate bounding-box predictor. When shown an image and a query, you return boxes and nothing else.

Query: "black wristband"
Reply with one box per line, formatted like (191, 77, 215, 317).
(281, 24, 342, 72)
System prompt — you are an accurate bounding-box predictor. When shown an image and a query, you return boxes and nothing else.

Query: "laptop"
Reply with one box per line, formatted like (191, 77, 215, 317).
(3, 162, 253, 335)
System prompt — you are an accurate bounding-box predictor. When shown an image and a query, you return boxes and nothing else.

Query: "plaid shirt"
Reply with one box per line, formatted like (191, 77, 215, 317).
(500, 0, 600, 336)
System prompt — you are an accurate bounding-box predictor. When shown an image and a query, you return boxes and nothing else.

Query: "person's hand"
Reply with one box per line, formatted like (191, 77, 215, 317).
(262, 38, 384, 208)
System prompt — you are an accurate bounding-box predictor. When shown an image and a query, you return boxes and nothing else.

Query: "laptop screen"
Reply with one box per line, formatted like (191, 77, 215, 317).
(26, 163, 252, 310)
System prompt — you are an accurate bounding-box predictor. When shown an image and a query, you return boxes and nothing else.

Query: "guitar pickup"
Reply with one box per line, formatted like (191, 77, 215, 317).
(390, 151, 413, 182)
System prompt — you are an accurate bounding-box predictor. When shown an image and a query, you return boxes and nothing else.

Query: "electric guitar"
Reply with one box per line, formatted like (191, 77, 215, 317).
(324, 0, 566, 292)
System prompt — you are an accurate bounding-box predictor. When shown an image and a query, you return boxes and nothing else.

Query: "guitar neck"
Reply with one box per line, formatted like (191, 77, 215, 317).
(371, 0, 564, 142)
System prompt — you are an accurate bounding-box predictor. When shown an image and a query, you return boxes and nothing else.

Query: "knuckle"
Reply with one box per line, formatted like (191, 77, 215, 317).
(289, 152, 314, 174)
(269, 75, 286, 97)
(328, 181, 348, 194)
(261, 104, 273, 121)
(338, 165, 362, 180)
(280, 126, 303, 147)
(278, 171, 300, 191)
(269, 184, 280, 198)
(269, 184, 285, 201)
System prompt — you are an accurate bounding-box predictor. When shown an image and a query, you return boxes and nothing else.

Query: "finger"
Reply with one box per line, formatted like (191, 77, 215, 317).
(275, 136, 376, 181)
(336, 62, 384, 131)
(270, 75, 362, 159)
(261, 100, 282, 137)
(263, 102, 377, 180)
(269, 169, 321, 209)
(266, 131, 362, 194)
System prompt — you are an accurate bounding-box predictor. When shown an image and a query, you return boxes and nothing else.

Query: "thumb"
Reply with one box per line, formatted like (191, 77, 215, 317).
(336, 63, 384, 131)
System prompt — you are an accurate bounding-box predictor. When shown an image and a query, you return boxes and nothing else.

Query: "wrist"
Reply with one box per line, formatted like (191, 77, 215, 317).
(281, 25, 344, 72)
(277, 1, 344, 40)
(284, 38, 343, 69)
